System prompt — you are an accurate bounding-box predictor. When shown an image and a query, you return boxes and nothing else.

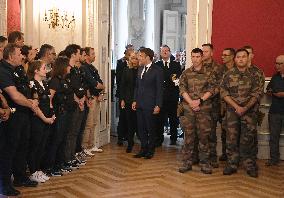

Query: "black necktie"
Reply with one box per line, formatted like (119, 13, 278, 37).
(165, 62, 168, 68)
(141, 66, 146, 79)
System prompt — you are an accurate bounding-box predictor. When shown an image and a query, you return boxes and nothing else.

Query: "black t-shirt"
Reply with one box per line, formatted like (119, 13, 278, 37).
(80, 63, 103, 96)
(67, 66, 86, 99)
(30, 79, 51, 116)
(49, 76, 75, 112)
(0, 60, 30, 111)
(267, 73, 284, 114)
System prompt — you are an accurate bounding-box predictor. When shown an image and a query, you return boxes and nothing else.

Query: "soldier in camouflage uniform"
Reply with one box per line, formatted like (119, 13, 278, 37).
(219, 48, 236, 161)
(202, 44, 225, 168)
(243, 46, 265, 168)
(178, 48, 218, 174)
(220, 48, 263, 177)
(243, 45, 265, 126)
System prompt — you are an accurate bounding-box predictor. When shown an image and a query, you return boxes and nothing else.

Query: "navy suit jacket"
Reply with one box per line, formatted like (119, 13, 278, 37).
(134, 63, 163, 110)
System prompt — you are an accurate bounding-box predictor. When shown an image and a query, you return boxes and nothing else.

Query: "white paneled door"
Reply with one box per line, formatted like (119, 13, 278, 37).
(96, 0, 111, 147)
(162, 10, 179, 51)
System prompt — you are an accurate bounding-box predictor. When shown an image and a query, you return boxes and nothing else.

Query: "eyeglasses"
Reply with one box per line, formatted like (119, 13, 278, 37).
(275, 62, 284, 65)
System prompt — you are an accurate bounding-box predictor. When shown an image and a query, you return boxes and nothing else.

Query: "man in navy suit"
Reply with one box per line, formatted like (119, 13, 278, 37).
(132, 48, 163, 159)
(155, 45, 182, 146)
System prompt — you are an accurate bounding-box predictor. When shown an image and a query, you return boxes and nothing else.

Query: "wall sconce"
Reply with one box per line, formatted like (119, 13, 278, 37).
(43, 7, 75, 29)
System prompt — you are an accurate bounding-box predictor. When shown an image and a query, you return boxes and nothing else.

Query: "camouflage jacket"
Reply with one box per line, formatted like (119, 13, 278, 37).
(220, 64, 235, 116)
(248, 65, 265, 102)
(220, 67, 263, 110)
(179, 65, 218, 112)
(204, 61, 225, 115)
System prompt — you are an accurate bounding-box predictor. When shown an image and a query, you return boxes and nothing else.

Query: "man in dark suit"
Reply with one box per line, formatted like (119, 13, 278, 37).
(156, 45, 182, 146)
(132, 48, 163, 159)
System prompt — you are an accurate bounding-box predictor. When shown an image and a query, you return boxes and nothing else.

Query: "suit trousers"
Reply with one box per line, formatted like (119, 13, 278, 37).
(157, 100, 178, 143)
(137, 108, 157, 153)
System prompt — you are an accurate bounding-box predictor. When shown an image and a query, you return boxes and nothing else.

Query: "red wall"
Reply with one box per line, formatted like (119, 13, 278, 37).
(7, 0, 21, 34)
(211, 0, 284, 77)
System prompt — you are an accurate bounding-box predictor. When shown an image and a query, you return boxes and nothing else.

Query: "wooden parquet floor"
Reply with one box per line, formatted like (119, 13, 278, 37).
(9, 139, 284, 198)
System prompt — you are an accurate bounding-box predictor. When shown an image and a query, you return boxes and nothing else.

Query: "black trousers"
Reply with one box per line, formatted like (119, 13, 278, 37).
(137, 108, 157, 153)
(157, 100, 178, 143)
(65, 106, 84, 162)
(117, 99, 127, 141)
(268, 113, 284, 162)
(44, 110, 72, 170)
(76, 105, 89, 153)
(28, 116, 51, 174)
(0, 111, 30, 185)
(125, 103, 137, 146)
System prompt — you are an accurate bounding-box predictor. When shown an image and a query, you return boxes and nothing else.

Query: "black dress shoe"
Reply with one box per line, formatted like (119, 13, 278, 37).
(14, 178, 38, 187)
(144, 152, 154, 159)
(223, 166, 237, 175)
(126, 146, 133, 153)
(133, 151, 146, 158)
(0, 185, 21, 196)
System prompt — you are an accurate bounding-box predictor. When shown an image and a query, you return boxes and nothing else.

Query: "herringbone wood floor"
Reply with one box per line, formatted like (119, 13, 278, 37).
(7, 138, 284, 198)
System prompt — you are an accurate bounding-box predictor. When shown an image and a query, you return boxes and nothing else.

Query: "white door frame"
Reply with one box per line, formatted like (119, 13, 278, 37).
(186, 0, 213, 69)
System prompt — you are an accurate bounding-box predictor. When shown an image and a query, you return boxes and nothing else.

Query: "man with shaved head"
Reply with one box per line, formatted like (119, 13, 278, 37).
(266, 55, 284, 166)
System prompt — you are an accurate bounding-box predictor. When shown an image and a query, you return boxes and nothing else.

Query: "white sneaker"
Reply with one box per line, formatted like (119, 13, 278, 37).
(30, 172, 45, 183)
(84, 149, 95, 156)
(38, 171, 50, 181)
(90, 146, 103, 153)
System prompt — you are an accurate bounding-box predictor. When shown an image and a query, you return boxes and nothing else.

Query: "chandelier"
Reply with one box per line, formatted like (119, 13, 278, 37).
(43, 7, 75, 29)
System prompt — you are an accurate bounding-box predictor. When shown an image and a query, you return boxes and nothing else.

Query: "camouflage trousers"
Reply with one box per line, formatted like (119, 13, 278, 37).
(208, 112, 220, 162)
(180, 111, 211, 166)
(225, 108, 258, 170)
(220, 117, 227, 155)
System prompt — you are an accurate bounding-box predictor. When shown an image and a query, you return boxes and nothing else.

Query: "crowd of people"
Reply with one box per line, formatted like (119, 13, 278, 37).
(0, 30, 283, 197)
(115, 44, 283, 177)
(0, 31, 105, 196)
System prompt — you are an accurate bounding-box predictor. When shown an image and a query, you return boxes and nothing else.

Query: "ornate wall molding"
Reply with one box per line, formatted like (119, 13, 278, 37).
(86, 0, 95, 46)
(0, 0, 7, 36)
